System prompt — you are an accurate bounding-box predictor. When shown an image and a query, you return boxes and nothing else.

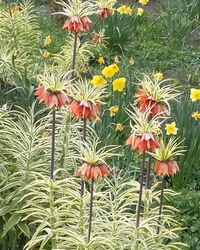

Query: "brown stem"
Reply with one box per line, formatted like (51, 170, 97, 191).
(157, 178, 165, 234)
(136, 151, 146, 228)
(71, 32, 78, 79)
(88, 179, 94, 243)
(50, 110, 56, 180)
(146, 155, 152, 189)
(80, 118, 87, 197)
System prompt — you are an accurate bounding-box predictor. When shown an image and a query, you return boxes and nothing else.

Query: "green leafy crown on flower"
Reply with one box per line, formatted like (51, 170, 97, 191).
(137, 74, 180, 106)
(54, 0, 96, 17)
(69, 78, 107, 104)
(126, 105, 163, 136)
(74, 137, 120, 165)
(37, 67, 72, 93)
(149, 137, 186, 161)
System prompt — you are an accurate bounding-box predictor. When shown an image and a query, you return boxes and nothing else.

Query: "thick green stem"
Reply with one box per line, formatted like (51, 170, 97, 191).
(87, 179, 94, 243)
(146, 155, 152, 189)
(157, 178, 165, 234)
(50, 110, 56, 180)
(136, 152, 146, 228)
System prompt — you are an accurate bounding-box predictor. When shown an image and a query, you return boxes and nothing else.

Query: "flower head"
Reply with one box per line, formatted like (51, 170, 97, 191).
(35, 69, 72, 109)
(95, 0, 116, 19)
(137, 7, 144, 16)
(135, 74, 180, 117)
(153, 72, 164, 81)
(102, 63, 119, 78)
(165, 122, 178, 135)
(98, 56, 105, 65)
(192, 111, 200, 120)
(44, 35, 52, 46)
(117, 5, 133, 15)
(42, 50, 50, 58)
(91, 75, 107, 87)
(125, 107, 162, 152)
(150, 138, 185, 176)
(97, 7, 113, 19)
(139, 0, 149, 5)
(109, 105, 119, 116)
(115, 123, 124, 131)
(56, 0, 95, 33)
(92, 31, 108, 45)
(69, 78, 106, 120)
(112, 77, 126, 92)
(76, 138, 118, 180)
(190, 88, 200, 102)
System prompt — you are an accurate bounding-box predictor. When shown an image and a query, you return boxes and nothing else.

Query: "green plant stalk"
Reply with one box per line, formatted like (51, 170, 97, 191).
(146, 155, 152, 189)
(136, 152, 146, 228)
(81, 118, 87, 197)
(88, 179, 94, 243)
(157, 178, 165, 234)
(50, 181, 57, 249)
(50, 109, 56, 180)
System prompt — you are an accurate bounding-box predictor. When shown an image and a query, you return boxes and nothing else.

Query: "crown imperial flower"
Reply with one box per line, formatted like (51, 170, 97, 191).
(77, 163, 109, 180)
(97, 7, 113, 19)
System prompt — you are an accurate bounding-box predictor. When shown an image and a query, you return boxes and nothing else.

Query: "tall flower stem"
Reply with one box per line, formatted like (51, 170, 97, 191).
(79, 17, 101, 48)
(136, 152, 146, 228)
(50, 109, 56, 180)
(71, 32, 78, 79)
(80, 118, 87, 197)
(88, 179, 94, 243)
(157, 178, 165, 234)
(146, 155, 152, 189)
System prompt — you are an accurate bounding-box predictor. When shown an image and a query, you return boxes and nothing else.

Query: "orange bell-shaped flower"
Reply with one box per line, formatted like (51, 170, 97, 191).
(77, 163, 109, 180)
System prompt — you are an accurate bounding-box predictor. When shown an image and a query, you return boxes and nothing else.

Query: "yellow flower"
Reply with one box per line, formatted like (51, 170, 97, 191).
(91, 75, 107, 87)
(192, 111, 200, 120)
(112, 77, 126, 92)
(117, 5, 133, 15)
(165, 122, 178, 135)
(190, 88, 200, 102)
(129, 57, 135, 65)
(137, 8, 144, 16)
(98, 56, 105, 65)
(42, 50, 50, 58)
(109, 105, 119, 116)
(114, 56, 120, 64)
(102, 63, 119, 78)
(153, 72, 165, 81)
(42, 131, 49, 139)
(44, 35, 52, 46)
(115, 123, 124, 131)
(139, 0, 149, 5)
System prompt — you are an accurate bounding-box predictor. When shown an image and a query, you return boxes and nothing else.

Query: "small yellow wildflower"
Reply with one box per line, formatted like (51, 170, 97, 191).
(98, 56, 105, 65)
(153, 72, 165, 81)
(91, 75, 107, 87)
(190, 88, 200, 102)
(109, 105, 119, 116)
(102, 64, 119, 78)
(114, 56, 120, 64)
(113, 77, 126, 92)
(165, 122, 178, 135)
(129, 57, 135, 65)
(42, 50, 50, 58)
(139, 0, 149, 5)
(192, 111, 200, 120)
(44, 35, 52, 46)
(115, 123, 124, 131)
(137, 8, 144, 16)
(117, 5, 133, 15)
(42, 131, 49, 139)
